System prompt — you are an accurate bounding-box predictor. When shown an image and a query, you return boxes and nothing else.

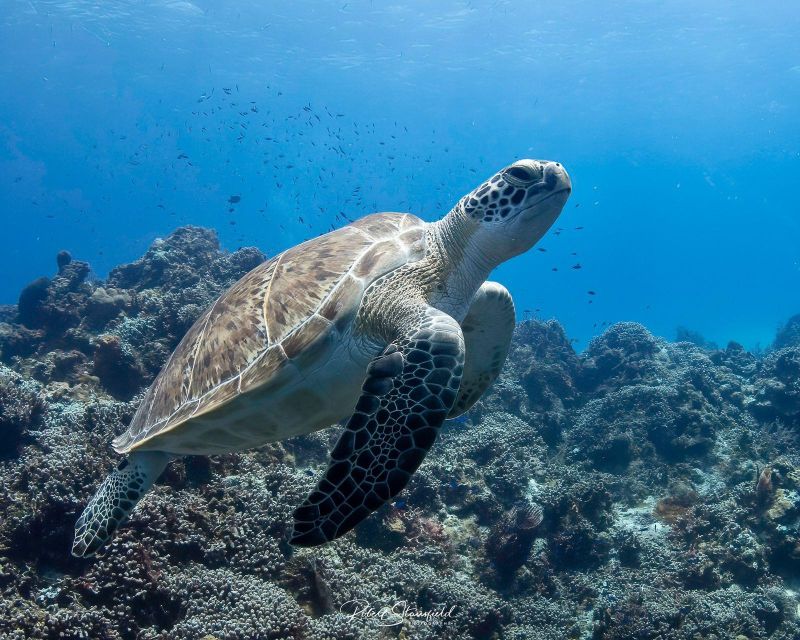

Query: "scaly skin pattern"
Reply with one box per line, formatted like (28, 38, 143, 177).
(72, 452, 171, 557)
(291, 305, 464, 545)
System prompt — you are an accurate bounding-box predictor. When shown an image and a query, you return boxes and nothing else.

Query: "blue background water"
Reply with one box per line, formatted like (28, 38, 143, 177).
(1, 0, 797, 350)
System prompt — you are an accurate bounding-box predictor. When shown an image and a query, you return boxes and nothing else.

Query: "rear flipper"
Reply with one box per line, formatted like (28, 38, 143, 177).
(72, 451, 172, 557)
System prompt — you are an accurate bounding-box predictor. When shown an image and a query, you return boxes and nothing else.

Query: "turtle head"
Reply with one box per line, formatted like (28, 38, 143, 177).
(457, 159, 571, 263)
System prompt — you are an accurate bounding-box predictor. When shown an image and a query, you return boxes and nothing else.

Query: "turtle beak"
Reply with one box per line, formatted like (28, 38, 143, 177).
(519, 162, 571, 218)
(544, 161, 571, 196)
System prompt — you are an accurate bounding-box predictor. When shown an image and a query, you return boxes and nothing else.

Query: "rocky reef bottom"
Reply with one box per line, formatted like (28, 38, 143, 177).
(1, 226, 799, 639)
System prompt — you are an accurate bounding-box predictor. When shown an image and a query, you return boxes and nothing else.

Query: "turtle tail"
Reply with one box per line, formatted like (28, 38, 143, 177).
(72, 451, 172, 557)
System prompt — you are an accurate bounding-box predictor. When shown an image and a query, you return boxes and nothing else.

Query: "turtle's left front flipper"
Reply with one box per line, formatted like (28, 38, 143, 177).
(290, 306, 464, 546)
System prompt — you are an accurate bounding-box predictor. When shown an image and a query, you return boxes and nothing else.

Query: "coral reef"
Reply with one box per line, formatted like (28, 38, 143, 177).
(0, 226, 799, 638)
(750, 347, 800, 429)
(0, 365, 44, 457)
(0, 226, 264, 398)
(774, 314, 800, 350)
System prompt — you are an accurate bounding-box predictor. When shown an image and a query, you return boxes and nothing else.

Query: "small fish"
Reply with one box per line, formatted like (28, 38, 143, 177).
(588, 290, 596, 295)
(571, 263, 582, 270)
(537, 247, 547, 252)
(228, 195, 241, 204)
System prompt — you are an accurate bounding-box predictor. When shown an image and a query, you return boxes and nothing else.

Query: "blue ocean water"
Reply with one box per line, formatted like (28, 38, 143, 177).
(1, 0, 798, 350)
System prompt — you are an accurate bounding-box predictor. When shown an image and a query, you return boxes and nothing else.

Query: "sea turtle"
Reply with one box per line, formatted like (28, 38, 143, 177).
(72, 159, 571, 557)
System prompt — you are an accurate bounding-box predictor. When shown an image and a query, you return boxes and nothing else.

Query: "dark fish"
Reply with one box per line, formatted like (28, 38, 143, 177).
(588, 290, 596, 295)
(228, 195, 241, 204)
(572, 263, 582, 270)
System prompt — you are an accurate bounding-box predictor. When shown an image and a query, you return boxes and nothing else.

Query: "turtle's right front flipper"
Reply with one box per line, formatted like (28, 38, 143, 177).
(72, 451, 171, 557)
(291, 306, 464, 547)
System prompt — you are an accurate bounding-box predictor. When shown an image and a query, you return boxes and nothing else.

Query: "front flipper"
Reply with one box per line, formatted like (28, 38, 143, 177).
(448, 281, 515, 418)
(290, 306, 464, 546)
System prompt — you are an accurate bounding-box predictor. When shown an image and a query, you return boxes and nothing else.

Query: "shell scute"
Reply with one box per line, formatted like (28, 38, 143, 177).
(349, 212, 408, 238)
(113, 257, 278, 452)
(282, 315, 333, 361)
(318, 275, 364, 328)
(265, 227, 371, 343)
(114, 213, 426, 454)
(239, 345, 288, 391)
(353, 239, 404, 279)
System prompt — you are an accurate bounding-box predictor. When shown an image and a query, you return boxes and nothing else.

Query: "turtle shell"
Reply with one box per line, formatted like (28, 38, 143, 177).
(113, 213, 426, 454)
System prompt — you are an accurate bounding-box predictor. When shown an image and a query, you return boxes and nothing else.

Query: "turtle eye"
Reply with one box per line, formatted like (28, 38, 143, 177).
(504, 165, 539, 183)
